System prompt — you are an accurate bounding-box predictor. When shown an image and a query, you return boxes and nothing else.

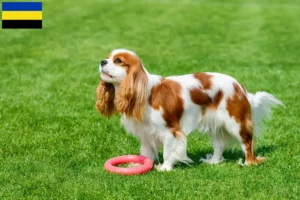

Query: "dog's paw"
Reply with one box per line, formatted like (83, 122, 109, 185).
(245, 156, 265, 166)
(155, 164, 172, 172)
(200, 153, 224, 164)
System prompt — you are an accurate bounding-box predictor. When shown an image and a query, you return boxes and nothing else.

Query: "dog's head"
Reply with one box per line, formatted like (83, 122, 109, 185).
(99, 49, 144, 84)
(96, 49, 148, 122)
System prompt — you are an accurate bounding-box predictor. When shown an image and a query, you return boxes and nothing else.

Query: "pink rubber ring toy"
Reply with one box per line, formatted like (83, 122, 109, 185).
(104, 155, 153, 175)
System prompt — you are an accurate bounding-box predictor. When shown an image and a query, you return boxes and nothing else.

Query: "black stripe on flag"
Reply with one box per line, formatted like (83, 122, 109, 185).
(2, 20, 42, 29)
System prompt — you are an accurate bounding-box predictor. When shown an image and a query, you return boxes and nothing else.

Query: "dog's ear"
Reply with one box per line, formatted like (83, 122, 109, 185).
(95, 80, 115, 117)
(116, 59, 148, 122)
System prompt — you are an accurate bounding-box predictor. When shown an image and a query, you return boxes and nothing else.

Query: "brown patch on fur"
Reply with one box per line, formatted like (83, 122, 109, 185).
(190, 73, 224, 116)
(194, 72, 213, 89)
(149, 79, 184, 135)
(191, 90, 224, 108)
(227, 83, 264, 165)
(112, 53, 135, 73)
(95, 80, 115, 117)
(172, 130, 184, 139)
(190, 88, 213, 106)
(114, 52, 148, 122)
(227, 83, 251, 124)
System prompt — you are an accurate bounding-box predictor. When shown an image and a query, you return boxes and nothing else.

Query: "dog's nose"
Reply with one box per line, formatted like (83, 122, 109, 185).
(101, 60, 108, 67)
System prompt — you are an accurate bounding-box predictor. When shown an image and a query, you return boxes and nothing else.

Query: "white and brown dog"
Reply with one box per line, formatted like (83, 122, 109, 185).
(96, 49, 283, 171)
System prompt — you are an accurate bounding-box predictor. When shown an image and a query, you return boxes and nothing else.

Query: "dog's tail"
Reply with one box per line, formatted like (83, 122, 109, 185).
(247, 92, 284, 136)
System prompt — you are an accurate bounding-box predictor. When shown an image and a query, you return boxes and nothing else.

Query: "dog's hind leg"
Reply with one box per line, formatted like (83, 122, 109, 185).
(224, 116, 265, 165)
(200, 131, 229, 164)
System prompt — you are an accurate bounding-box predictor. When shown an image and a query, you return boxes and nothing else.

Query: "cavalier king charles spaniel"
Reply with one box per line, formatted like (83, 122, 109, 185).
(96, 49, 283, 171)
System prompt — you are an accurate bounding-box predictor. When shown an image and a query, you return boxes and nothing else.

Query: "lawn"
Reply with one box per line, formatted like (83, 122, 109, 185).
(0, 0, 299, 199)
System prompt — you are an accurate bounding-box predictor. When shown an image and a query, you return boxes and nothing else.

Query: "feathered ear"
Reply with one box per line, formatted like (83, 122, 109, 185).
(116, 59, 148, 122)
(95, 80, 115, 117)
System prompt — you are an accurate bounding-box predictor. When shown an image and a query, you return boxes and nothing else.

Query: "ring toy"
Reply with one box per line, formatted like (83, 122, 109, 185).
(104, 155, 153, 175)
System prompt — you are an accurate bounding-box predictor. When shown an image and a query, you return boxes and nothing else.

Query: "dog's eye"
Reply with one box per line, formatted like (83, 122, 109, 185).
(114, 58, 122, 64)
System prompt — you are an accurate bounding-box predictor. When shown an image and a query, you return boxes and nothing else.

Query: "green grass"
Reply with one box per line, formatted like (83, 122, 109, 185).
(0, 0, 299, 199)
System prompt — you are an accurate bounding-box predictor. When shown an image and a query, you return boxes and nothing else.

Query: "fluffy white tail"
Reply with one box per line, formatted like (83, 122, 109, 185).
(247, 92, 284, 136)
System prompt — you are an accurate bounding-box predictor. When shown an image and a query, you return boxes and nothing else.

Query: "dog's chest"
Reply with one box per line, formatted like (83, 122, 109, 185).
(120, 116, 158, 138)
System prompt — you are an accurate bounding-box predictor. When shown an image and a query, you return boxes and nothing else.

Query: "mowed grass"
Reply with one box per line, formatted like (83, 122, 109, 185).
(0, 0, 299, 199)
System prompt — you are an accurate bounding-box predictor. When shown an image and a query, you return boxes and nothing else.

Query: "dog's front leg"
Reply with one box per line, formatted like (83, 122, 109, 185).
(140, 137, 158, 162)
(156, 131, 192, 172)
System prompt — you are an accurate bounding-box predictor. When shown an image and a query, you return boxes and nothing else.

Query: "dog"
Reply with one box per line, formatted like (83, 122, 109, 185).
(96, 49, 283, 171)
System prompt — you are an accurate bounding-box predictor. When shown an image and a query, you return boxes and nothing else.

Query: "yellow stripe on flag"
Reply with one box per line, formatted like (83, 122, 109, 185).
(2, 11, 42, 20)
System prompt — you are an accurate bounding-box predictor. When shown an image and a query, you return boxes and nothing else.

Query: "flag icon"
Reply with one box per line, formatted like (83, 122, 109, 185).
(2, 2, 42, 29)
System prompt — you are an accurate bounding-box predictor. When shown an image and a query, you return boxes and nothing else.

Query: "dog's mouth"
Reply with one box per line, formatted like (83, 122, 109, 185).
(101, 71, 113, 79)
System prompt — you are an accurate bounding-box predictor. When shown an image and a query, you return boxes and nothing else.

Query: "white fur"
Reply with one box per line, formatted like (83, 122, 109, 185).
(100, 49, 283, 171)
(247, 92, 284, 136)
